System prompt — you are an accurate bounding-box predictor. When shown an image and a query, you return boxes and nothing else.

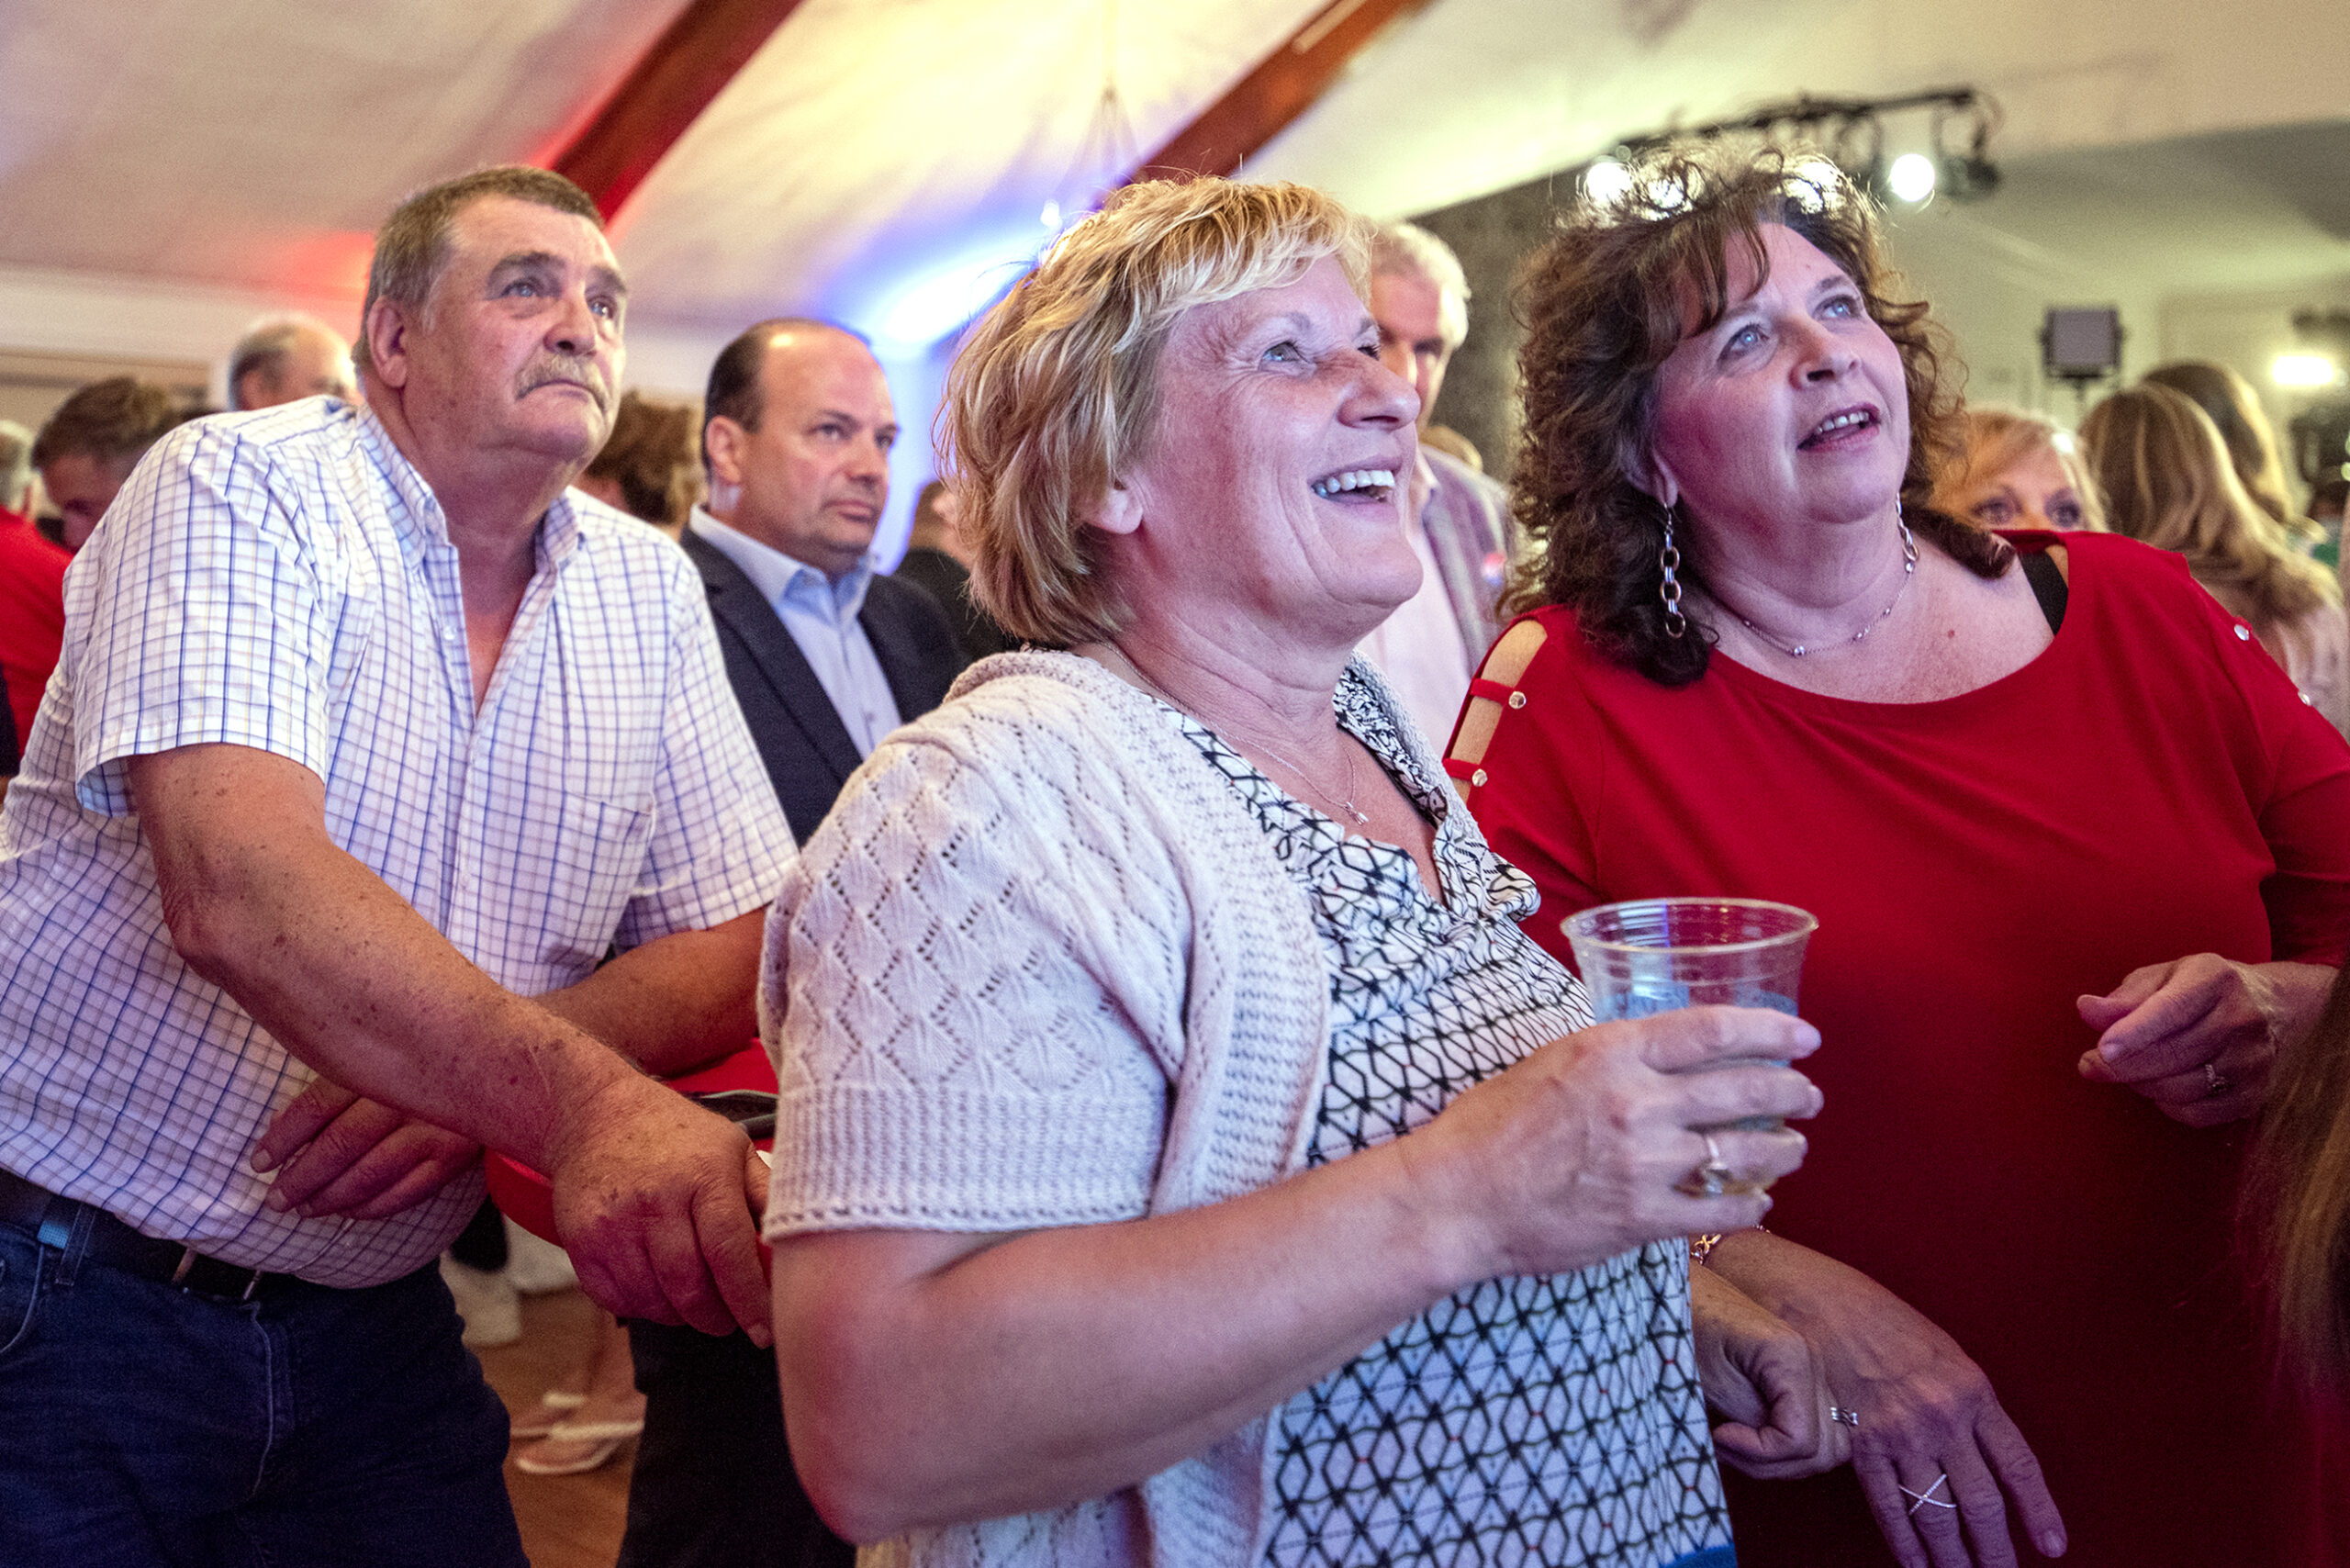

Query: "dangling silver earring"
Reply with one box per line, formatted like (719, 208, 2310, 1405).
(1658, 502, 1687, 639)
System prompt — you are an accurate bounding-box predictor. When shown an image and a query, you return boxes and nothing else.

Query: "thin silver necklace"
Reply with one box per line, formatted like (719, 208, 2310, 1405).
(1109, 647, 1372, 826)
(1718, 521, 1919, 658)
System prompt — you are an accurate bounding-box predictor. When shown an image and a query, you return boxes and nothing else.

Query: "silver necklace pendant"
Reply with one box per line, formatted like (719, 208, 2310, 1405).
(1734, 521, 1918, 659)
(1252, 733, 1372, 826)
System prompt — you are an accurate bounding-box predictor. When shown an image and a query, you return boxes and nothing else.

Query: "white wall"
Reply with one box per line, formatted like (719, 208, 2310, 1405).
(0, 263, 360, 408)
(1884, 206, 2165, 421)
(1873, 221, 2350, 509)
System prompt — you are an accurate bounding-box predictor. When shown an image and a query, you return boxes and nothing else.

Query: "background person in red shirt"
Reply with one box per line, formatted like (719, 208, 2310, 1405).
(0, 417, 70, 752)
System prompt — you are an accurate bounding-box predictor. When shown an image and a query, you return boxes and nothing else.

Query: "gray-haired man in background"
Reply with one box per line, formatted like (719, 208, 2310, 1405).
(227, 311, 359, 410)
(1356, 221, 1516, 745)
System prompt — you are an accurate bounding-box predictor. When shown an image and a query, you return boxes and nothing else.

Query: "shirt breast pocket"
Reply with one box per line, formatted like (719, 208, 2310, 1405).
(523, 786, 655, 976)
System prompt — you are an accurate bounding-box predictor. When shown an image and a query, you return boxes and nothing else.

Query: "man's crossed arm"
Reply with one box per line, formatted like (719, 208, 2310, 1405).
(131, 741, 774, 1344)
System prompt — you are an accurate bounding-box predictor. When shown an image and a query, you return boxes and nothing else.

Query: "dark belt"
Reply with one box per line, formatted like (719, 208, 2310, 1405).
(0, 1165, 290, 1301)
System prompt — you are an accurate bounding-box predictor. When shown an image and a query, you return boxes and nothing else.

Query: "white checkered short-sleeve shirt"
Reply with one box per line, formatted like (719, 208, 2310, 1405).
(0, 398, 794, 1286)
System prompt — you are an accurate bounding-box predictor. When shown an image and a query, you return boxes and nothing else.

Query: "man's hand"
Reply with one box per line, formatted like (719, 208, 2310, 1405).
(2077, 956, 2333, 1126)
(548, 1072, 774, 1346)
(251, 1078, 482, 1219)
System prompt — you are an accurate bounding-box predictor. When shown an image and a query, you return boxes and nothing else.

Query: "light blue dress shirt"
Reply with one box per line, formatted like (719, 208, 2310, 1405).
(688, 507, 904, 756)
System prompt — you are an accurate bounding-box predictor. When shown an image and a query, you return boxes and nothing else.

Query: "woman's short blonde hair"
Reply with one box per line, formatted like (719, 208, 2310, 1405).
(1932, 405, 2107, 532)
(943, 178, 1376, 647)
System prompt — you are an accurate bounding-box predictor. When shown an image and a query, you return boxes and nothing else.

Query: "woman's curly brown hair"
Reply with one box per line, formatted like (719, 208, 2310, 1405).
(1505, 143, 2000, 686)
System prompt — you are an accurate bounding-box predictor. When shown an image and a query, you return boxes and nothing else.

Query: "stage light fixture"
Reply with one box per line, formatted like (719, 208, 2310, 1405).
(1580, 87, 2001, 216)
(1931, 99, 2004, 202)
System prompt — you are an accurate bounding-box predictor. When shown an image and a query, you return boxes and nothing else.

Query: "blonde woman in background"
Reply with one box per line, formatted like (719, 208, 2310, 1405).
(2081, 382, 2350, 736)
(2143, 359, 2317, 540)
(1930, 405, 2103, 532)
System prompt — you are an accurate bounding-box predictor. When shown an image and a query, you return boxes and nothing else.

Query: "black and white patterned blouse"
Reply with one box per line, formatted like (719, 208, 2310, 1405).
(1157, 665, 1734, 1568)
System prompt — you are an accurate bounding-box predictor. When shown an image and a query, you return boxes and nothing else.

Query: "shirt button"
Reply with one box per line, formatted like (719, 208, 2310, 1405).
(1471, 767, 1488, 787)
(2234, 624, 2252, 641)
(1507, 690, 1528, 710)
(2302, 692, 2315, 705)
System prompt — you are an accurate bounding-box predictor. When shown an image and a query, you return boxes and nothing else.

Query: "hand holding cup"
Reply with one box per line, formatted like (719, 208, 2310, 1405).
(1399, 1003, 1821, 1285)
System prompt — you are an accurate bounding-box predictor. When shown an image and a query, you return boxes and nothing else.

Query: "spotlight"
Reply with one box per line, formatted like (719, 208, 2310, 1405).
(1933, 102, 2003, 202)
(1887, 153, 1938, 205)
(1599, 87, 2003, 221)
(1583, 158, 1633, 205)
(2273, 353, 2345, 390)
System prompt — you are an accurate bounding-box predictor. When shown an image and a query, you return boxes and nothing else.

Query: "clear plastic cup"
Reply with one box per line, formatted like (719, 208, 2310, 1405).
(1562, 898, 1818, 1143)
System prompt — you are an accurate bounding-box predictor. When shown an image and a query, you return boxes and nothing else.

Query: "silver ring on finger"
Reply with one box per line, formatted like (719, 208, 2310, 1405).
(1676, 1131, 1736, 1198)
(1900, 1472, 1958, 1517)
(1828, 1405, 1860, 1428)
(2204, 1060, 2232, 1098)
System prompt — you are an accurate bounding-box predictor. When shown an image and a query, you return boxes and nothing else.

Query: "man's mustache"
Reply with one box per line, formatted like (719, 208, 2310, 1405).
(519, 356, 611, 409)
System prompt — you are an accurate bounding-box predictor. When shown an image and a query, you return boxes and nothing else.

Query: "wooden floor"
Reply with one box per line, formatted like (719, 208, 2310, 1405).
(477, 1289, 634, 1568)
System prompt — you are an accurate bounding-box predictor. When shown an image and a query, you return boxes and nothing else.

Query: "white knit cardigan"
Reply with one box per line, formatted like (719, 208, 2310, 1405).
(761, 649, 1474, 1566)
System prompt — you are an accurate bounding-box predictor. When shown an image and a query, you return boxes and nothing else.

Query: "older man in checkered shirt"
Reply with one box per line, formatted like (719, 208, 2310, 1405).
(0, 168, 795, 1565)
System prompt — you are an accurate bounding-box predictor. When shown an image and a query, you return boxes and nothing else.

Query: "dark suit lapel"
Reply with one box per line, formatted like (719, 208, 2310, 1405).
(683, 531, 864, 784)
(862, 577, 953, 720)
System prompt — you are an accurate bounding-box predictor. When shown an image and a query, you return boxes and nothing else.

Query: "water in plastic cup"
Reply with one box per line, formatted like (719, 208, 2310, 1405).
(1561, 898, 1818, 1149)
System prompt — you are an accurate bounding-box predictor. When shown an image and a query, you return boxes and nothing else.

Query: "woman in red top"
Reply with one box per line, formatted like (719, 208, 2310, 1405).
(1452, 147, 2350, 1567)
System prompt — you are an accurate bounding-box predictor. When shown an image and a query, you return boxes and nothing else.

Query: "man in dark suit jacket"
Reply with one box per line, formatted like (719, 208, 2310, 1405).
(621, 319, 965, 1568)
(680, 319, 965, 846)
(890, 477, 1018, 662)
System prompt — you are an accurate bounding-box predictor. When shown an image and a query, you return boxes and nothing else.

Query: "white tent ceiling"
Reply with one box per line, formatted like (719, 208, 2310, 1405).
(0, 0, 691, 297)
(611, 0, 1327, 340)
(0, 0, 2344, 367)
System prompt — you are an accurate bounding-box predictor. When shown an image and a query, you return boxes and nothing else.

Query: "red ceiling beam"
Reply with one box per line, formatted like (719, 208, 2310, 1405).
(1133, 0, 1434, 182)
(548, 0, 811, 219)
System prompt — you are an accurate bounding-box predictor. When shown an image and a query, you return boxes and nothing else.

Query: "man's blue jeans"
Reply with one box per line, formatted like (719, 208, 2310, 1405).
(0, 1213, 526, 1568)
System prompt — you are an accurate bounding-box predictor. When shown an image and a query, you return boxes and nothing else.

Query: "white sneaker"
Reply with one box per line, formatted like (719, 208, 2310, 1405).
(440, 1254, 521, 1348)
(502, 1218, 580, 1296)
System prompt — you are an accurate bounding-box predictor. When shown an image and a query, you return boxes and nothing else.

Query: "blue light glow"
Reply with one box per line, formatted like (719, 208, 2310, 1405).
(867, 235, 1043, 353)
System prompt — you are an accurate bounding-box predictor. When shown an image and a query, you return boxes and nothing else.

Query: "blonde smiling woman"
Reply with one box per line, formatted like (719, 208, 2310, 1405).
(757, 176, 1825, 1568)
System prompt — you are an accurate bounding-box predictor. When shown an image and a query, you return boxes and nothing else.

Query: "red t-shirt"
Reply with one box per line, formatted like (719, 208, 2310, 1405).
(0, 507, 70, 750)
(1463, 532, 2350, 1565)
